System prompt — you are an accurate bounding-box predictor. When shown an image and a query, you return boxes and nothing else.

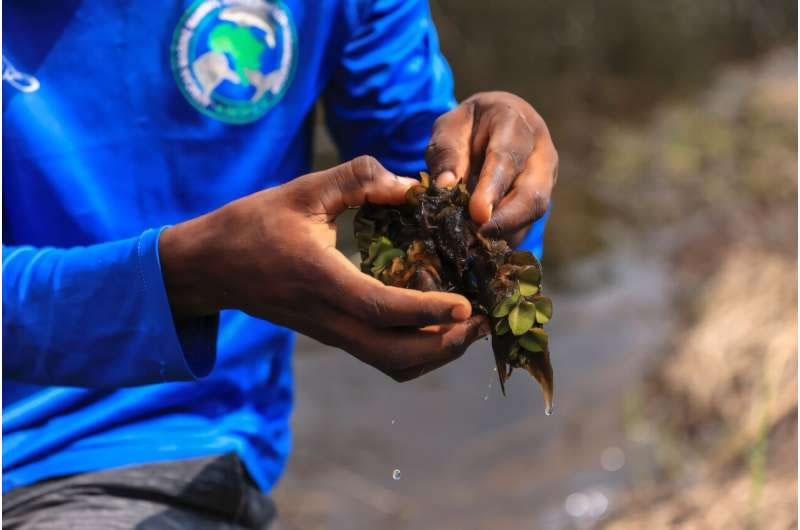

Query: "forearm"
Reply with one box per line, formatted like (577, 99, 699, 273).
(2, 229, 217, 388)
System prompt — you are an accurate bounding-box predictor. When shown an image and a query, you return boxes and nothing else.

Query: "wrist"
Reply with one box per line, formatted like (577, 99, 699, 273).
(159, 211, 228, 320)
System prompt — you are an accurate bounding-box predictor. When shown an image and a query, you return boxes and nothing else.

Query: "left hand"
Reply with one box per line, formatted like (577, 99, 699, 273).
(425, 91, 558, 245)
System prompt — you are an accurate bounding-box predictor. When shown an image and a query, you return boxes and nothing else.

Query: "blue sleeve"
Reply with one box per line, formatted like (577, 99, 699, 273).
(324, 0, 456, 175)
(2, 227, 217, 388)
(517, 204, 551, 261)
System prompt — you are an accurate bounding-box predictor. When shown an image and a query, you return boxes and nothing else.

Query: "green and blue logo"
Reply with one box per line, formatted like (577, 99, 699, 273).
(171, 0, 297, 124)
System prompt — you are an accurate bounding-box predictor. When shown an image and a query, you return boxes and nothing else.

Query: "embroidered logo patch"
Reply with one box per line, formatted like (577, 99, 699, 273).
(171, 0, 297, 124)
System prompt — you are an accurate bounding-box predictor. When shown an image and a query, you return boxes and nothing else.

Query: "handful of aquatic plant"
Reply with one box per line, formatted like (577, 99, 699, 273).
(354, 172, 554, 414)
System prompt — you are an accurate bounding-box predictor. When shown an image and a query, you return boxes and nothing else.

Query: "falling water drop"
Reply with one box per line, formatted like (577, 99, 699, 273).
(483, 395, 489, 401)
(392, 469, 401, 480)
(545, 406, 553, 416)
(391, 419, 395, 425)
(601, 446, 625, 471)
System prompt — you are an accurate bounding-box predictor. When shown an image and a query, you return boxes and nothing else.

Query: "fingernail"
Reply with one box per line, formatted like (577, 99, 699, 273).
(451, 303, 471, 321)
(436, 171, 457, 187)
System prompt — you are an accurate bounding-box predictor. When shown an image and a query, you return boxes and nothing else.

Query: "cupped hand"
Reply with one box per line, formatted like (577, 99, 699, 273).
(425, 91, 558, 245)
(160, 156, 490, 381)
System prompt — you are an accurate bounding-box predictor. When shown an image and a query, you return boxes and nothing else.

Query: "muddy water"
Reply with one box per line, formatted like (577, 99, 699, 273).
(273, 235, 675, 530)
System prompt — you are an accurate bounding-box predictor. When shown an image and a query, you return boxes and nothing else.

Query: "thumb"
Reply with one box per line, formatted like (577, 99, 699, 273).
(304, 156, 419, 220)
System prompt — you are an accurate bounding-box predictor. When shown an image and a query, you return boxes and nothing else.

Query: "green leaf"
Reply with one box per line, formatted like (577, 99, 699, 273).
(492, 297, 514, 318)
(518, 280, 539, 296)
(354, 219, 376, 254)
(508, 251, 537, 266)
(534, 297, 553, 324)
(508, 301, 536, 336)
(495, 318, 510, 336)
(367, 237, 394, 264)
(519, 328, 548, 352)
(492, 289, 520, 318)
(354, 217, 375, 236)
(371, 248, 404, 275)
(516, 265, 541, 285)
(508, 341, 521, 360)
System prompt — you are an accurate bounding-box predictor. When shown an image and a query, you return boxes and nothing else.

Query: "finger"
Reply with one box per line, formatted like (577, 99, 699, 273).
(314, 246, 473, 328)
(503, 223, 534, 249)
(302, 155, 419, 220)
(469, 108, 535, 226)
(388, 315, 491, 381)
(478, 146, 557, 237)
(426, 103, 475, 186)
(296, 306, 489, 381)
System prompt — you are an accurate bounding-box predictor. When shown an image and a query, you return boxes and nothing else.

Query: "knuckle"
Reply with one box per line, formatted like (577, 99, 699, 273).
(425, 140, 458, 168)
(333, 155, 379, 200)
(514, 116, 536, 150)
(362, 294, 390, 326)
(528, 110, 547, 132)
(497, 105, 518, 122)
(441, 336, 466, 360)
(486, 148, 521, 174)
(424, 141, 440, 159)
(351, 155, 379, 186)
(514, 112, 534, 133)
(432, 112, 450, 131)
(531, 191, 550, 220)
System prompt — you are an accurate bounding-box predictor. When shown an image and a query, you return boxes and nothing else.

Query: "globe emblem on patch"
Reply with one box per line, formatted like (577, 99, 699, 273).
(171, 0, 297, 124)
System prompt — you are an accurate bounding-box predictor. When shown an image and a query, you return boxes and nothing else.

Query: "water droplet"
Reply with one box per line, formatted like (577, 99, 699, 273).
(565, 490, 609, 520)
(586, 491, 609, 517)
(601, 446, 625, 472)
(545, 406, 553, 416)
(391, 419, 395, 425)
(565, 493, 589, 517)
(493, 367, 497, 372)
(392, 469, 401, 480)
(483, 395, 489, 401)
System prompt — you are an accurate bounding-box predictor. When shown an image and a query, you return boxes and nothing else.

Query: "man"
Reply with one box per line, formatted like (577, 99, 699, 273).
(2, 0, 557, 527)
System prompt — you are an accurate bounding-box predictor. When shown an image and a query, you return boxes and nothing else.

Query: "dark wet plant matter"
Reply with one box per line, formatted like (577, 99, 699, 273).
(354, 173, 554, 414)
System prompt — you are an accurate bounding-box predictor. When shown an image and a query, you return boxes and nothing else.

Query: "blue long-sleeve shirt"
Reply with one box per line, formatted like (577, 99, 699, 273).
(2, 0, 548, 493)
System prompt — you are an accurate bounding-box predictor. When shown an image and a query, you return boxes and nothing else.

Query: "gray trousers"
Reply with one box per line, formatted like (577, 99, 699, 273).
(2, 453, 276, 529)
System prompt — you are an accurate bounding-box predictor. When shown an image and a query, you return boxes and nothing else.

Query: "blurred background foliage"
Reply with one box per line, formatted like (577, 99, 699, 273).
(275, 2, 797, 529)
(431, 0, 797, 271)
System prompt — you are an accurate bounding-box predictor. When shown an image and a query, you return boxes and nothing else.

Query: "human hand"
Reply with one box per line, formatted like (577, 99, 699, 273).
(425, 91, 558, 245)
(159, 156, 490, 381)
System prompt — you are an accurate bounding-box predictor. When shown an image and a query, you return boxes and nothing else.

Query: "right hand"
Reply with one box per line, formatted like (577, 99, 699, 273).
(159, 156, 490, 381)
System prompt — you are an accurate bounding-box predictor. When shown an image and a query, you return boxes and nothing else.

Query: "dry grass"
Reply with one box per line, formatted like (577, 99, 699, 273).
(598, 48, 797, 530)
